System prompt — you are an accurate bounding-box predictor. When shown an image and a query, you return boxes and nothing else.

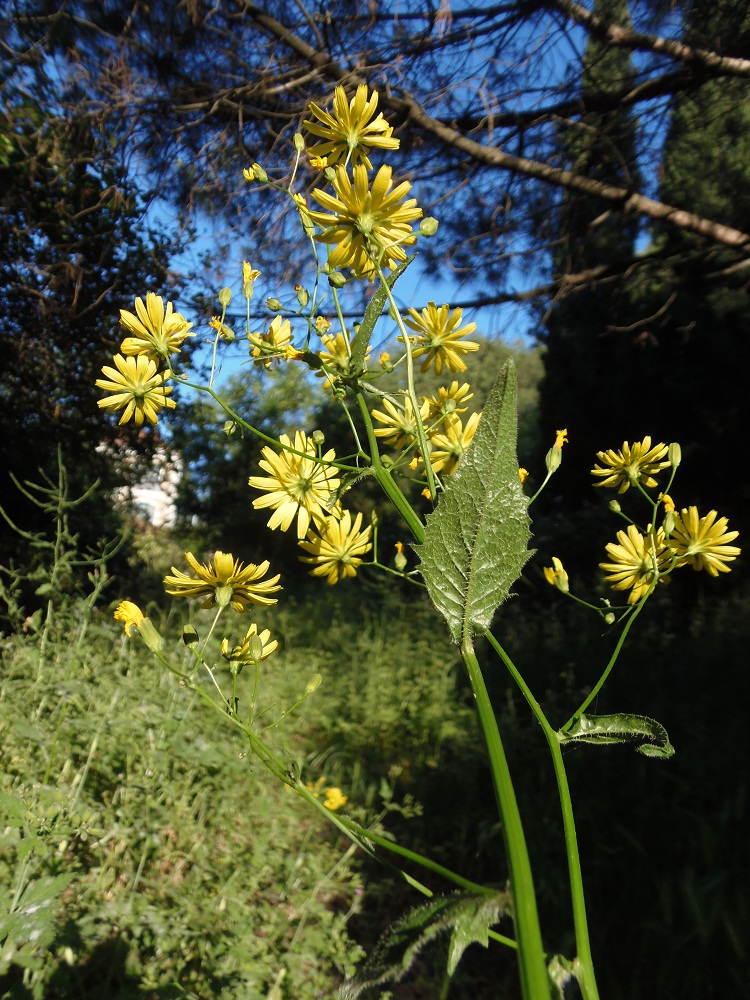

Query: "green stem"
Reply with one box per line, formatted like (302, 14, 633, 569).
(460, 637, 548, 1000)
(484, 632, 601, 1000)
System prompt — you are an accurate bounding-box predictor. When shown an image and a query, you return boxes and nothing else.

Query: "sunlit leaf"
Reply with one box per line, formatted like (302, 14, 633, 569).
(559, 712, 675, 759)
(418, 361, 532, 641)
(350, 256, 414, 372)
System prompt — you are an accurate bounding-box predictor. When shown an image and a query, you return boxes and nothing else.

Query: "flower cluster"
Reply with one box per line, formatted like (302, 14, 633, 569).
(300, 86, 423, 280)
(544, 438, 740, 606)
(96, 293, 193, 426)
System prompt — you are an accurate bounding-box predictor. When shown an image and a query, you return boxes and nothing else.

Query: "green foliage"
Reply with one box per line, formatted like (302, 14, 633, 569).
(419, 362, 532, 642)
(560, 712, 674, 759)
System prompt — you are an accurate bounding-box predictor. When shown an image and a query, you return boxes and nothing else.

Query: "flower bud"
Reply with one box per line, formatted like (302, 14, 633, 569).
(293, 132, 305, 153)
(138, 617, 163, 653)
(324, 166, 337, 184)
(266, 297, 283, 311)
(608, 500, 621, 513)
(328, 271, 347, 288)
(252, 162, 268, 182)
(394, 551, 408, 572)
(223, 420, 237, 436)
(247, 633, 264, 661)
(311, 429, 325, 446)
(419, 217, 439, 236)
(604, 612, 616, 625)
(663, 511, 675, 536)
(545, 446, 562, 475)
(218, 286, 232, 308)
(668, 442, 682, 468)
(306, 673, 322, 695)
(295, 285, 309, 308)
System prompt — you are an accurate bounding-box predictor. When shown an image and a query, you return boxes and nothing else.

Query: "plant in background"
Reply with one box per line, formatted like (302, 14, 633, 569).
(100, 87, 740, 999)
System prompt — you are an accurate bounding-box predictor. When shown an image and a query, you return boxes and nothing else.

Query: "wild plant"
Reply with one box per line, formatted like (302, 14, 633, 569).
(98, 86, 740, 998)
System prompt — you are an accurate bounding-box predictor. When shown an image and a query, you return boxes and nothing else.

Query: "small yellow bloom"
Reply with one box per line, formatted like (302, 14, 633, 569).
(592, 438, 670, 493)
(242, 261, 261, 300)
(308, 164, 422, 279)
(371, 396, 429, 451)
(119, 293, 194, 360)
(298, 510, 373, 585)
(249, 431, 342, 539)
(422, 488, 433, 501)
(600, 525, 670, 604)
(304, 85, 400, 170)
(670, 507, 740, 576)
(379, 351, 391, 365)
(164, 552, 282, 611)
(518, 468, 529, 484)
(659, 493, 675, 513)
(428, 412, 481, 476)
(96, 354, 175, 426)
(308, 153, 328, 170)
(421, 382, 474, 421)
(324, 787, 348, 811)
(395, 541, 404, 555)
(221, 624, 278, 666)
(316, 331, 369, 388)
(555, 429, 568, 449)
(403, 303, 479, 376)
(248, 316, 294, 369)
(114, 601, 144, 637)
(543, 557, 569, 593)
(315, 315, 332, 335)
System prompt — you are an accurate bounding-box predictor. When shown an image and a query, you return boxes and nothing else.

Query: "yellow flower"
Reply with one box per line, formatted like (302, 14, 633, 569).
(248, 316, 294, 369)
(592, 438, 670, 493)
(221, 624, 278, 666)
(669, 507, 740, 576)
(403, 303, 479, 375)
(323, 787, 348, 811)
(242, 261, 261, 300)
(421, 381, 474, 421)
(163, 552, 282, 611)
(428, 412, 481, 476)
(298, 510, 373, 585)
(248, 431, 342, 539)
(518, 468, 529, 484)
(371, 396, 429, 451)
(316, 331, 370, 388)
(308, 164, 422, 279)
(599, 525, 670, 604)
(114, 600, 144, 637)
(543, 557, 569, 593)
(660, 493, 675, 513)
(304, 85, 400, 170)
(119, 293, 193, 360)
(555, 429, 568, 449)
(315, 315, 332, 335)
(96, 354, 176, 426)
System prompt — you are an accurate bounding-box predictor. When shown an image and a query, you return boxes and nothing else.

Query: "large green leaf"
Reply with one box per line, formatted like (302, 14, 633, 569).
(418, 360, 532, 642)
(338, 891, 510, 999)
(559, 712, 675, 759)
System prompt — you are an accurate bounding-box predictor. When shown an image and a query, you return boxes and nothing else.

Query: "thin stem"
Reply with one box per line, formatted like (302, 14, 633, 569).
(460, 637, 549, 1000)
(484, 632, 601, 1000)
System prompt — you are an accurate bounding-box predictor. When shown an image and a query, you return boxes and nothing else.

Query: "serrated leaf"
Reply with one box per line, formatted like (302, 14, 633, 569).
(338, 891, 509, 999)
(560, 713, 675, 759)
(418, 361, 532, 641)
(0, 792, 26, 826)
(349, 256, 414, 372)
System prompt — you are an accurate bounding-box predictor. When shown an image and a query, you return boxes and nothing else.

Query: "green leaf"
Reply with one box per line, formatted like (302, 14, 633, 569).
(0, 791, 26, 826)
(417, 360, 532, 642)
(349, 256, 414, 372)
(559, 713, 675, 759)
(338, 891, 509, 999)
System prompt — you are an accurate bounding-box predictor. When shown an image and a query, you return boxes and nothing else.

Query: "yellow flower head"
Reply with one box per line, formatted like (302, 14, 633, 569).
(114, 601, 144, 637)
(371, 396, 429, 452)
(298, 510, 373, 585)
(323, 787, 348, 811)
(659, 493, 675, 513)
(221, 623, 278, 666)
(304, 85, 400, 170)
(96, 354, 176, 426)
(555, 429, 568, 449)
(592, 437, 670, 493)
(421, 381, 474, 422)
(599, 525, 670, 604)
(308, 164, 422, 279)
(316, 331, 370, 389)
(428, 412, 481, 476)
(518, 468, 529, 484)
(670, 507, 740, 577)
(164, 552, 282, 611)
(248, 431, 342, 539)
(248, 316, 294, 369)
(543, 557, 569, 593)
(242, 261, 261, 300)
(403, 303, 479, 375)
(119, 293, 194, 360)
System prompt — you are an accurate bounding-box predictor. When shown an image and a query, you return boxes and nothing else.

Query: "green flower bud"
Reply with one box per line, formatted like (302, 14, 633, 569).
(419, 217, 439, 236)
(218, 286, 232, 308)
(663, 511, 675, 536)
(545, 445, 562, 475)
(293, 132, 305, 153)
(668, 442, 682, 468)
(306, 673, 322, 695)
(266, 297, 283, 311)
(604, 612, 616, 626)
(311, 429, 325, 446)
(609, 500, 621, 513)
(253, 162, 268, 182)
(328, 271, 347, 288)
(295, 285, 309, 308)
(223, 420, 236, 436)
(394, 551, 408, 572)
(324, 166, 336, 184)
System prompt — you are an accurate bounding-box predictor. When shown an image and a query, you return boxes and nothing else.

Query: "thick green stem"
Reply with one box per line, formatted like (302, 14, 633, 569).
(485, 632, 601, 1000)
(460, 637, 549, 1000)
